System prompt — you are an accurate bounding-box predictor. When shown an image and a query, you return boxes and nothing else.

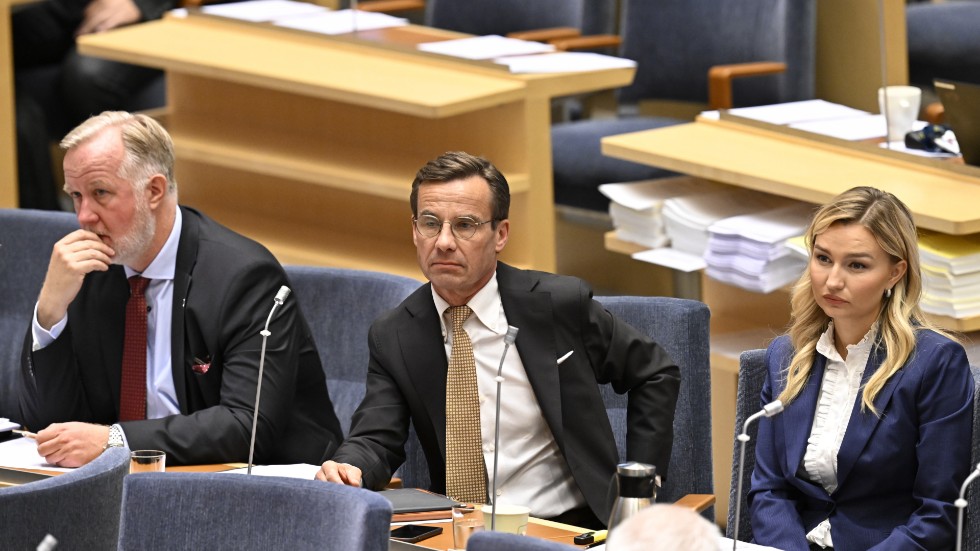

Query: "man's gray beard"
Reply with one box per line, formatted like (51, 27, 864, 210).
(109, 197, 156, 267)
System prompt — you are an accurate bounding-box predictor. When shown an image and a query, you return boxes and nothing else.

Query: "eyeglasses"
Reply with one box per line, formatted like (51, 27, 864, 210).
(413, 214, 495, 240)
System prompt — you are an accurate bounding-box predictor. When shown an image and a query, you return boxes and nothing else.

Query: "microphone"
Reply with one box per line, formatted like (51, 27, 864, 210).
(955, 462, 980, 551)
(731, 400, 784, 550)
(247, 285, 291, 475)
(490, 325, 519, 531)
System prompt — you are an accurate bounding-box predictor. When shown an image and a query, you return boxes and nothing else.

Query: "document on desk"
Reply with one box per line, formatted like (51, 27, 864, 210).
(223, 463, 320, 478)
(0, 436, 72, 473)
(417, 35, 555, 61)
(275, 10, 408, 34)
(495, 52, 636, 74)
(197, 0, 327, 22)
(726, 99, 868, 126)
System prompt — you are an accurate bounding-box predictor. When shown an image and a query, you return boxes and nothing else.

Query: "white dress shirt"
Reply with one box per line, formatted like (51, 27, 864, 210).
(804, 321, 876, 548)
(432, 273, 586, 517)
(33, 209, 183, 420)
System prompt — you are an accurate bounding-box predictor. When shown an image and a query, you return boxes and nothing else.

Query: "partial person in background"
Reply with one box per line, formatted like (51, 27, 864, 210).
(13, 0, 176, 209)
(317, 151, 680, 529)
(19, 111, 344, 467)
(605, 504, 720, 551)
(749, 186, 974, 550)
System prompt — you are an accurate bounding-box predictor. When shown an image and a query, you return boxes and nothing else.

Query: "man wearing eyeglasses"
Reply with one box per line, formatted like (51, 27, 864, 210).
(317, 151, 680, 527)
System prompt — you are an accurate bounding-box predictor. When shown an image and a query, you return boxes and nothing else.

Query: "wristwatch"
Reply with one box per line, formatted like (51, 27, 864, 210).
(104, 424, 125, 449)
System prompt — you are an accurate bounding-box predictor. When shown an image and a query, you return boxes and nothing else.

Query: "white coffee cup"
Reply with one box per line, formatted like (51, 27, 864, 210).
(482, 503, 530, 535)
(878, 85, 921, 142)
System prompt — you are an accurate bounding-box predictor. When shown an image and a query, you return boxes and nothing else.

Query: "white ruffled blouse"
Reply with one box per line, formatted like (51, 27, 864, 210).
(804, 322, 877, 549)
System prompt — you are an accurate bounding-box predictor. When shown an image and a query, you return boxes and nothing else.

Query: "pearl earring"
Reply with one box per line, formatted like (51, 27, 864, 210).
(885, 288, 892, 299)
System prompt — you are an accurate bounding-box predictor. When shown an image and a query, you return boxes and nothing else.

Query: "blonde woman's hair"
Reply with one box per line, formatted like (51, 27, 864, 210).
(778, 186, 946, 414)
(61, 111, 177, 194)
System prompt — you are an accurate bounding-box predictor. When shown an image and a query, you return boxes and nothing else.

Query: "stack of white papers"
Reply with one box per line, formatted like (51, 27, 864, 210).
(198, 0, 326, 22)
(918, 231, 980, 318)
(705, 203, 812, 293)
(495, 52, 636, 74)
(275, 9, 408, 34)
(662, 189, 797, 258)
(418, 35, 554, 60)
(598, 177, 723, 249)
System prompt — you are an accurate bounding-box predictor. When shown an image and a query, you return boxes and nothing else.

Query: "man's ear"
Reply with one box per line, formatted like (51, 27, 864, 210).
(145, 174, 168, 210)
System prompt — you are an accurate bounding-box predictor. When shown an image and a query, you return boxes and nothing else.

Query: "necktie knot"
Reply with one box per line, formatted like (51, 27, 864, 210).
(449, 305, 472, 331)
(129, 275, 150, 297)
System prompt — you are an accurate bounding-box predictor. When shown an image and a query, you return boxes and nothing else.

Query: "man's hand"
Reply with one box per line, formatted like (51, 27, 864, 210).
(76, 0, 141, 36)
(36, 230, 114, 330)
(35, 422, 110, 468)
(316, 460, 363, 486)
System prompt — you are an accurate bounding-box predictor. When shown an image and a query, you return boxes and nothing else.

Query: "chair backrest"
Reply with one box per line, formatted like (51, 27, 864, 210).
(0, 446, 130, 550)
(617, 0, 816, 106)
(964, 365, 980, 550)
(0, 208, 79, 421)
(117, 472, 393, 551)
(425, 0, 615, 37)
(596, 296, 713, 516)
(466, 530, 576, 550)
(283, 265, 420, 436)
(725, 348, 768, 542)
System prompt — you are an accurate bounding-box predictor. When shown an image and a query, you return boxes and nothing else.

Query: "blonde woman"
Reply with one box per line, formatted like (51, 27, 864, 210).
(749, 187, 974, 550)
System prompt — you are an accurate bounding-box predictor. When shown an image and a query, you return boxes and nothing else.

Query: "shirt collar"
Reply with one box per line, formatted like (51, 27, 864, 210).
(431, 271, 505, 341)
(124, 207, 182, 281)
(816, 320, 878, 362)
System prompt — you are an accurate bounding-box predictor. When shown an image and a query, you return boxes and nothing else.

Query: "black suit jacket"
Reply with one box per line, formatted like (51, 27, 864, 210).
(332, 262, 680, 521)
(19, 207, 343, 465)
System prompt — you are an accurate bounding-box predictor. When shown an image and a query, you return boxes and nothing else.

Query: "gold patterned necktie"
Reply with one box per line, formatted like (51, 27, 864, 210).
(445, 305, 487, 504)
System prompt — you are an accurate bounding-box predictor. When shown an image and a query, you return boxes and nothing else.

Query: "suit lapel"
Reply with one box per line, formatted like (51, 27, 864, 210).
(170, 207, 198, 414)
(399, 285, 451, 452)
(781, 355, 831, 501)
(835, 342, 904, 489)
(497, 264, 563, 442)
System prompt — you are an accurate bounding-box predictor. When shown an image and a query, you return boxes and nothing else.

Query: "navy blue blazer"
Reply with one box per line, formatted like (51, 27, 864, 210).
(750, 330, 974, 551)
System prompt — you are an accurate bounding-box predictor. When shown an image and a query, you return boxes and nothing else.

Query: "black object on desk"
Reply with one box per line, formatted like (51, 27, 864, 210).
(380, 488, 463, 514)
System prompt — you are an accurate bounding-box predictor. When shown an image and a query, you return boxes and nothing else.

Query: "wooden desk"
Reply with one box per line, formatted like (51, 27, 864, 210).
(73, 15, 634, 277)
(395, 517, 588, 550)
(600, 116, 980, 525)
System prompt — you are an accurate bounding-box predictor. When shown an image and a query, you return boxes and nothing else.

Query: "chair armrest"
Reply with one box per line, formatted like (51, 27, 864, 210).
(673, 493, 716, 513)
(924, 101, 945, 125)
(549, 34, 622, 52)
(357, 0, 425, 13)
(506, 27, 581, 43)
(708, 61, 787, 110)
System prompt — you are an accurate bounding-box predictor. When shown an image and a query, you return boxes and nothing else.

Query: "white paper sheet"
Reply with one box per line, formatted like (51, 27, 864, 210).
(727, 99, 869, 126)
(223, 463, 321, 479)
(417, 35, 555, 60)
(495, 52, 636, 73)
(275, 9, 408, 34)
(200, 0, 326, 22)
(0, 436, 72, 473)
(632, 248, 707, 272)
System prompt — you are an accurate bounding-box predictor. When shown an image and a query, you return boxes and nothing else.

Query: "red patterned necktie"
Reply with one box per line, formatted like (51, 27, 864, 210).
(445, 305, 487, 504)
(119, 276, 150, 421)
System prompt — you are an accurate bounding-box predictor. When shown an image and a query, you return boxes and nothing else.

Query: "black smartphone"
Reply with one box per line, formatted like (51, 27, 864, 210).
(390, 524, 443, 543)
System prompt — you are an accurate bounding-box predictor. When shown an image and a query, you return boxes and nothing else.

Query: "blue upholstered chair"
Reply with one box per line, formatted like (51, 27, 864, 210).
(907, 1, 980, 91)
(551, 0, 817, 211)
(283, 265, 420, 437)
(117, 472, 393, 551)
(962, 365, 980, 551)
(0, 208, 79, 421)
(396, 295, 713, 517)
(725, 349, 767, 543)
(466, 530, 577, 550)
(596, 296, 713, 516)
(0, 446, 130, 550)
(424, 0, 615, 38)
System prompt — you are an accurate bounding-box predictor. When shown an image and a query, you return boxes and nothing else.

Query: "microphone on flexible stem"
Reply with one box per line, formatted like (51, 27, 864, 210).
(732, 400, 784, 551)
(955, 462, 980, 551)
(247, 285, 291, 475)
(490, 325, 519, 531)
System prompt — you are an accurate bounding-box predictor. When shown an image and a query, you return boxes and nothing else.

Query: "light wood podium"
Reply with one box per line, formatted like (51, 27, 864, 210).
(601, 116, 980, 525)
(74, 14, 634, 278)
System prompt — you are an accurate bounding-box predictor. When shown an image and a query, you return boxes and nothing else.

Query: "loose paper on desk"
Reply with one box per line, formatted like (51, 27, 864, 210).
(224, 463, 321, 478)
(0, 436, 72, 473)
(495, 52, 636, 74)
(598, 178, 723, 212)
(632, 248, 707, 272)
(417, 35, 554, 61)
(275, 10, 408, 34)
(197, 0, 326, 22)
(727, 99, 868, 126)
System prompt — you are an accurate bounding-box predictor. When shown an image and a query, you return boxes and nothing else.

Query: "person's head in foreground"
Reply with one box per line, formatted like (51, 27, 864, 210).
(606, 504, 720, 551)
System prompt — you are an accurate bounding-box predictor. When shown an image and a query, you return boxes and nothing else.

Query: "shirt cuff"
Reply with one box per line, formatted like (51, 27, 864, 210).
(32, 303, 67, 352)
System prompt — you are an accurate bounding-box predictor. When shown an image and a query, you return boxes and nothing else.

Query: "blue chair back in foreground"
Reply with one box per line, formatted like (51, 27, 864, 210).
(466, 530, 576, 550)
(0, 446, 129, 550)
(725, 349, 767, 542)
(596, 295, 713, 517)
(0, 208, 79, 421)
(117, 472, 393, 551)
(963, 365, 980, 551)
